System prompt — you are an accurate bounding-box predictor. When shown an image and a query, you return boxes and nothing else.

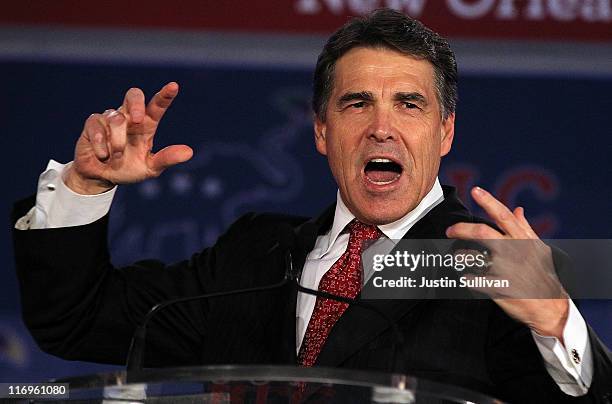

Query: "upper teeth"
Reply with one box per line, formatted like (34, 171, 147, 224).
(370, 158, 392, 163)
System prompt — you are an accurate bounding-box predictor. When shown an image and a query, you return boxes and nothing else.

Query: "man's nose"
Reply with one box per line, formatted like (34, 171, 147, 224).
(367, 108, 395, 142)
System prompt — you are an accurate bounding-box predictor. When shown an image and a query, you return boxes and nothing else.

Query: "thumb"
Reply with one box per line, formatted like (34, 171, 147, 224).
(149, 144, 193, 174)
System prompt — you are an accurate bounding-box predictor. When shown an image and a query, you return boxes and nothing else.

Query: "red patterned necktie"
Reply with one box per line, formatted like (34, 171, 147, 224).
(298, 219, 382, 367)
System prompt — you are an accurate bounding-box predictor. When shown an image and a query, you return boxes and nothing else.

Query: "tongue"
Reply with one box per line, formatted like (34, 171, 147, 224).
(365, 170, 399, 183)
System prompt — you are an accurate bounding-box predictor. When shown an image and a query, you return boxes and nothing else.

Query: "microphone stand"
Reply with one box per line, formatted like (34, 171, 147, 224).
(126, 225, 405, 375)
(126, 247, 294, 371)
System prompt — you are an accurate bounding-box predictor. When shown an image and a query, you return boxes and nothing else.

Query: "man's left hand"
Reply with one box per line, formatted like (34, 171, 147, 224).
(446, 186, 569, 343)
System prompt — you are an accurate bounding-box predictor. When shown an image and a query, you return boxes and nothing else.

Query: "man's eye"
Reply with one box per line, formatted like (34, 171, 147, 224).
(402, 102, 419, 109)
(350, 102, 366, 108)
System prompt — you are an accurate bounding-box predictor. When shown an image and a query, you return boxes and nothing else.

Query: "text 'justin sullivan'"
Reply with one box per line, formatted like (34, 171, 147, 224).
(373, 276, 510, 288)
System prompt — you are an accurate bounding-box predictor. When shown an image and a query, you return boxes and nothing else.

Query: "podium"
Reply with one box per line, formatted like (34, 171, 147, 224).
(41, 365, 504, 403)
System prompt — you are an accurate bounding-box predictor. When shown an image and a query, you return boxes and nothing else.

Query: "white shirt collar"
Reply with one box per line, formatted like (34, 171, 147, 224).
(314, 177, 444, 259)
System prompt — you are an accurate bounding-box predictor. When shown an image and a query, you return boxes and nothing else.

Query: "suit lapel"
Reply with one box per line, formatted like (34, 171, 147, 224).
(277, 204, 336, 364)
(316, 186, 472, 367)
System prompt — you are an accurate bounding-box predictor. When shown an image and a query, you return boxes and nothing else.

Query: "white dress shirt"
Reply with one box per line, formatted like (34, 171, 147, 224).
(16, 160, 592, 396)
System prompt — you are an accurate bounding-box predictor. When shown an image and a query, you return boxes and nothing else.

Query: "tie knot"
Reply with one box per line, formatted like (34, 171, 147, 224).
(348, 219, 382, 242)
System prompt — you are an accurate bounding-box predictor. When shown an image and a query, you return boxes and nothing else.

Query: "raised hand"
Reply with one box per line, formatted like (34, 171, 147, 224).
(446, 186, 569, 342)
(64, 82, 193, 194)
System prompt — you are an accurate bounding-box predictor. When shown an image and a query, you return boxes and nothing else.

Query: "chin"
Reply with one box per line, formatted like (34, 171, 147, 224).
(354, 200, 415, 226)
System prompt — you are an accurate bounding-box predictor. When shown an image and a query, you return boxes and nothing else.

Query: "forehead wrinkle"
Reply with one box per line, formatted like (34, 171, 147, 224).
(331, 48, 440, 115)
(338, 69, 431, 102)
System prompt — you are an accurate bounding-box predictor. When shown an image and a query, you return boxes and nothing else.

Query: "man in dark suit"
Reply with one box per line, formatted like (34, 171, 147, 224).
(12, 9, 612, 403)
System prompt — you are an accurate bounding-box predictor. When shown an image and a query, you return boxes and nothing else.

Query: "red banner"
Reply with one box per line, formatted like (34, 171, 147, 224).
(2, 0, 611, 42)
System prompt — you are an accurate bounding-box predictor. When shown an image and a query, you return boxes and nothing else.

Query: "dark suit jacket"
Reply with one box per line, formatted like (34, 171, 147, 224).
(12, 186, 612, 403)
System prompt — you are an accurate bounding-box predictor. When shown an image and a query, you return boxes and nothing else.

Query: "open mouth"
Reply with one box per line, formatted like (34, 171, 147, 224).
(364, 158, 403, 185)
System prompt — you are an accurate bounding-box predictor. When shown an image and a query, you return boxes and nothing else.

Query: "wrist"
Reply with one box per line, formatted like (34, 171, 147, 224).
(530, 298, 570, 342)
(63, 164, 115, 195)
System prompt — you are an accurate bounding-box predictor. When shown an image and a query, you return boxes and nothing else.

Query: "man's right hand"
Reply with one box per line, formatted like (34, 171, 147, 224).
(64, 82, 193, 195)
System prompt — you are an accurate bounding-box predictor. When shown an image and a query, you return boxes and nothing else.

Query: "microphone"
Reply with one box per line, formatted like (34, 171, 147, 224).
(285, 222, 318, 280)
(125, 223, 298, 371)
(277, 222, 299, 280)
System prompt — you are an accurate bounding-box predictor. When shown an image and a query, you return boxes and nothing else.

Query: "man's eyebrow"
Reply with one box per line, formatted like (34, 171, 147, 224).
(394, 92, 427, 105)
(336, 91, 374, 107)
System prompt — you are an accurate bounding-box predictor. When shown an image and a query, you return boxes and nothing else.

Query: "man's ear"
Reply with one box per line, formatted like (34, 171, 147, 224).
(314, 117, 328, 156)
(439, 113, 455, 157)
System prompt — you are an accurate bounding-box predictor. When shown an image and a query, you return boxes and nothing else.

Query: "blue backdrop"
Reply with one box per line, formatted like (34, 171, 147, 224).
(2, 60, 611, 381)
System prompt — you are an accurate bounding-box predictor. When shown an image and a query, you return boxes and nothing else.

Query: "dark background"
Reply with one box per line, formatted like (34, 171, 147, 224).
(2, 30, 611, 381)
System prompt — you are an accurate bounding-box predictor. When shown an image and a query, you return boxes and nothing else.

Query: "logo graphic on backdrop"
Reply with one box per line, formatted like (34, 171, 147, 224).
(442, 164, 559, 236)
(108, 88, 314, 264)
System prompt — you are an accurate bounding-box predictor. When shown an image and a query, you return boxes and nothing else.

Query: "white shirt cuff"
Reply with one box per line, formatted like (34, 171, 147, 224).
(531, 299, 593, 396)
(14, 160, 116, 230)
